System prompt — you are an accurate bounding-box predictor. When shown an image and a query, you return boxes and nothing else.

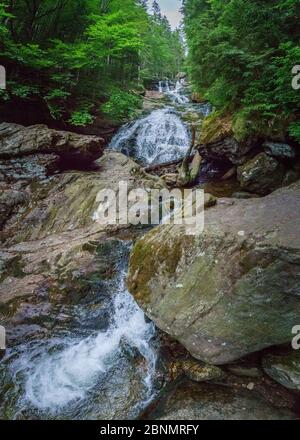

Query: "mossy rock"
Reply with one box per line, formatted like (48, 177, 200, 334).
(128, 182, 300, 365)
(200, 112, 233, 145)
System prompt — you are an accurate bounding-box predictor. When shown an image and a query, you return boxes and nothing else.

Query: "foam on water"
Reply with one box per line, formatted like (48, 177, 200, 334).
(7, 245, 157, 414)
(110, 107, 190, 165)
(166, 80, 190, 105)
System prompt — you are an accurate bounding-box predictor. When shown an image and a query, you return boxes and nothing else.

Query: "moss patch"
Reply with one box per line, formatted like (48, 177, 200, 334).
(200, 111, 233, 145)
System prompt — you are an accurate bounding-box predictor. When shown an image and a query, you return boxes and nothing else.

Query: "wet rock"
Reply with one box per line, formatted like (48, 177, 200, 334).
(147, 379, 299, 420)
(221, 166, 237, 181)
(0, 122, 104, 164)
(191, 92, 205, 103)
(0, 154, 60, 183)
(263, 142, 296, 160)
(161, 173, 178, 187)
(181, 359, 224, 383)
(227, 366, 262, 378)
(143, 91, 166, 111)
(199, 137, 250, 165)
(176, 72, 187, 80)
(0, 151, 165, 335)
(201, 180, 240, 198)
(237, 153, 285, 195)
(262, 350, 300, 391)
(181, 111, 204, 125)
(128, 182, 300, 364)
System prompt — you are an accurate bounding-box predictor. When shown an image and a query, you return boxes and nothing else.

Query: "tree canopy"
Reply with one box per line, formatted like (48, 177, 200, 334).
(183, 0, 300, 141)
(0, 0, 185, 124)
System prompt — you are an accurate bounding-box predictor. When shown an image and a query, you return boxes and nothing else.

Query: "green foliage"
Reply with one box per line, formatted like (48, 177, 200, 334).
(102, 89, 142, 122)
(0, 0, 185, 126)
(289, 122, 300, 143)
(183, 0, 300, 140)
(10, 83, 38, 98)
(68, 109, 95, 127)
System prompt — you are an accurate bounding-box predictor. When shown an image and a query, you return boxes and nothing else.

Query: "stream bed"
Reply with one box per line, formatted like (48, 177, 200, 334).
(0, 80, 212, 420)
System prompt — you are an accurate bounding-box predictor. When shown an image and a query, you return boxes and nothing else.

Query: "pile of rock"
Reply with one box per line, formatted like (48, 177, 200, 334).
(197, 115, 300, 196)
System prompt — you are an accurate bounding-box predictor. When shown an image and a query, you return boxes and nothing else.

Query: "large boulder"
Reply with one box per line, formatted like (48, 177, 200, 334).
(128, 182, 300, 364)
(237, 152, 285, 195)
(0, 122, 104, 163)
(198, 113, 254, 165)
(146, 379, 299, 420)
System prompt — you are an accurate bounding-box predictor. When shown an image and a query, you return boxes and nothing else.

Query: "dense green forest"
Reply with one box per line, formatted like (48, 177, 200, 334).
(0, 0, 184, 125)
(183, 0, 300, 142)
(1, 0, 299, 139)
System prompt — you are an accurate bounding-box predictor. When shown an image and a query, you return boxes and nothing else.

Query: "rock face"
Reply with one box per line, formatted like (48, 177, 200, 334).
(198, 113, 254, 165)
(146, 379, 299, 420)
(0, 150, 164, 345)
(0, 154, 60, 182)
(0, 122, 104, 163)
(198, 137, 251, 165)
(128, 182, 300, 365)
(263, 350, 300, 391)
(263, 142, 296, 160)
(143, 90, 166, 111)
(0, 186, 29, 229)
(237, 153, 285, 195)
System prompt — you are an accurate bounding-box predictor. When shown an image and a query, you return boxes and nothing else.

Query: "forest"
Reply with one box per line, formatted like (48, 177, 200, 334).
(0, 0, 184, 125)
(183, 0, 300, 142)
(1, 0, 300, 424)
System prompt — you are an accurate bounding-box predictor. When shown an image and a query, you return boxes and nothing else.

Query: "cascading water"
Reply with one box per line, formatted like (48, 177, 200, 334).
(0, 77, 213, 421)
(166, 80, 190, 105)
(110, 107, 190, 165)
(0, 242, 157, 419)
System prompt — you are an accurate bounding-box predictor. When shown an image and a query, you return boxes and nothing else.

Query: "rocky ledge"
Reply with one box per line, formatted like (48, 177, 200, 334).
(0, 122, 164, 347)
(197, 113, 300, 196)
(128, 181, 300, 365)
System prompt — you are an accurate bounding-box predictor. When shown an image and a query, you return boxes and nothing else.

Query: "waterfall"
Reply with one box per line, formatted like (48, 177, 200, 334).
(166, 80, 190, 105)
(110, 107, 190, 165)
(3, 243, 157, 417)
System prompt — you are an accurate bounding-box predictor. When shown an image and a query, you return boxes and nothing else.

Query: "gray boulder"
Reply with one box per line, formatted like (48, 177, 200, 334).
(237, 153, 285, 195)
(0, 154, 60, 183)
(128, 182, 300, 364)
(199, 137, 252, 165)
(0, 122, 104, 163)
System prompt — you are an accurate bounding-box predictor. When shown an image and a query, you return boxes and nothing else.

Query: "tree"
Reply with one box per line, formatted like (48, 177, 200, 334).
(183, 0, 300, 141)
(152, 0, 162, 20)
(0, 0, 185, 125)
